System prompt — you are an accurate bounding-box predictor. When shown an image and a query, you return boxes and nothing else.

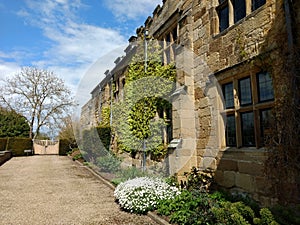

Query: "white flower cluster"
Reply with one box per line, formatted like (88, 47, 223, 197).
(114, 176, 180, 214)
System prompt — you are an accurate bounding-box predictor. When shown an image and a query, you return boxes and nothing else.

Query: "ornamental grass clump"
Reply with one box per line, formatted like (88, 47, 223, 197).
(114, 176, 180, 214)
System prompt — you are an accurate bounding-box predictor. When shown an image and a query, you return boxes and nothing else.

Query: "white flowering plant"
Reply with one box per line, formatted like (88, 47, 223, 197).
(114, 176, 181, 214)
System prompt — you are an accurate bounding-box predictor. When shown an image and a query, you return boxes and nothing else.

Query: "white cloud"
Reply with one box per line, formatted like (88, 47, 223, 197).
(43, 22, 126, 65)
(13, 0, 128, 104)
(0, 61, 21, 79)
(104, 0, 161, 20)
(2, 0, 160, 108)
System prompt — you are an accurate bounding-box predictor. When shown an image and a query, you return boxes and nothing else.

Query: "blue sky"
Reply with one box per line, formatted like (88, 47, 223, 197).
(0, 0, 161, 104)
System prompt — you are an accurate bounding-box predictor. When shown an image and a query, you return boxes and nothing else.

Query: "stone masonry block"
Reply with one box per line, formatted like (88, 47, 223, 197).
(235, 173, 255, 193)
(218, 159, 238, 171)
(215, 170, 235, 188)
(238, 161, 264, 177)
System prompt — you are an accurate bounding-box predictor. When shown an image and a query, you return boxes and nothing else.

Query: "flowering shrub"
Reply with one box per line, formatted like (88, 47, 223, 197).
(114, 176, 180, 214)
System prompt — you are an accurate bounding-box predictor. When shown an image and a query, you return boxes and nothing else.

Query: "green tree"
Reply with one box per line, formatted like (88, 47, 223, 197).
(0, 107, 30, 137)
(112, 39, 176, 158)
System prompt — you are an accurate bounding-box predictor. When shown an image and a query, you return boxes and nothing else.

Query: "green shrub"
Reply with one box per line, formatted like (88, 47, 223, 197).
(253, 208, 279, 225)
(73, 153, 83, 160)
(111, 166, 149, 186)
(157, 188, 281, 225)
(229, 193, 260, 215)
(157, 190, 216, 225)
(80, 126, 111, 162)
(59, 139, 71, 155)
(271, 204, 300, 225)
(211, 201, 254, 225)
(96, 154, 121, 173)
(181, 167, 214, 192)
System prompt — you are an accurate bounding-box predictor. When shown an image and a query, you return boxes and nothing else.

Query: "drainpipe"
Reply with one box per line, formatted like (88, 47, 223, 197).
(110, 76, 113, 127)
(142, 28, 149, 172)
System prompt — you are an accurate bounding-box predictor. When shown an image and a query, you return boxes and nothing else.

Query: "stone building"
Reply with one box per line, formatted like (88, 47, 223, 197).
(81, 0, 299, 205)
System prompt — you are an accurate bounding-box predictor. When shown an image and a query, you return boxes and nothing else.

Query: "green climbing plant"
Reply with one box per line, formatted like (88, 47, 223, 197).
(112, 39, 176, 159)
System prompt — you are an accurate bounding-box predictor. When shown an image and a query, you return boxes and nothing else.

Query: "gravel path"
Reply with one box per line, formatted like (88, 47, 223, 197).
(0, 156, 159, 225)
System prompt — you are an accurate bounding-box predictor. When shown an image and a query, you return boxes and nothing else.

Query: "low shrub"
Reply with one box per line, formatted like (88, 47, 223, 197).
(253, 208, 279, 225)
(96, 154, 121, 173)
(111, 166, 147, 186)
(211, 201, 255, 225)
(271, 204, 300, 225)
(157, 189, 281, 225)
(180, 167, 214, 192)
(70, 148, 84, 161)
(114, 176, 180, 214)
(157, 190, 216, 225)
(59, 139, 74, 155)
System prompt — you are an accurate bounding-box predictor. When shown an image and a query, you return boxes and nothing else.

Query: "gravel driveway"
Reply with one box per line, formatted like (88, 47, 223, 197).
(0, 156, 159, 225)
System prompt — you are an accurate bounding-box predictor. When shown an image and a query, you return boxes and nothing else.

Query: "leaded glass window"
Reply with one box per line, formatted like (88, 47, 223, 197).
(226, 115, 237, 146)
(257, 72, 274, 102)
(233, 0, 246, 23)
(223, 82, 234, 109)
(239, 77, 252, 106)
(241, 112, 255, 146)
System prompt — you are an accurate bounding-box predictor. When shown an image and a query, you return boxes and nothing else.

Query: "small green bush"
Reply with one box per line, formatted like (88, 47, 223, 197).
(73, 153, 83, 160)
(271, 204, 300, 225)
(212, 201, 254, 225)
(157, 190, 216, 225)
(59, 139, 71, 155)
(111, 166, 149, 186)
(157, 187, 281, 225)
(96, 154, 121, 173)
(253, 208, 279, 225)
(181, 167, 214, 192)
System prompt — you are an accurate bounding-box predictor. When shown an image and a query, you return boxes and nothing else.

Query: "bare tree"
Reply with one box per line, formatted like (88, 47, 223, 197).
(0, 67, 75, 139)
(58, 114, 80, 146)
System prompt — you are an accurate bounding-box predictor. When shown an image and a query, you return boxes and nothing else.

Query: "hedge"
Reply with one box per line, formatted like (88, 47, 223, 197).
(59, 139, 71, 156)
(0, 138, 8, 151)
(6, 138, 33, 156)
(80, 126, 111, 162)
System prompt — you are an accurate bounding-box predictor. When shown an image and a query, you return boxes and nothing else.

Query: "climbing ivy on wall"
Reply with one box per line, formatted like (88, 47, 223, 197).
(112, 39, 176, 159)
(262, 0, 300, 205)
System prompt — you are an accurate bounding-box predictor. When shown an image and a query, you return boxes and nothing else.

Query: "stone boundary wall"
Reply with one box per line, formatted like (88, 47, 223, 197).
(0, 151, 12, 166)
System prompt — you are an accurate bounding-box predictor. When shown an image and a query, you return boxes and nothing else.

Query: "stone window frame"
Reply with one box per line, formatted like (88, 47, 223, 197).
(161, 25, 178, 65)
(220, 69, 274, 149)
(216, 0, 267, 34)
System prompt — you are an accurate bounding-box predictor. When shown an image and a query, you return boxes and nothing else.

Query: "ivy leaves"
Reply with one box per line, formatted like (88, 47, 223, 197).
(112, 40, 176, 157)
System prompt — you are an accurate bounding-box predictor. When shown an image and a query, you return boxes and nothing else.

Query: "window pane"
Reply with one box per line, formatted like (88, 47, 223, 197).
(233, 0, 246, 23)
(252, 0, 266, 11)
(241, 112, 255, 146)
(260, 109, 273, 146)
(223, 82, 234, 109)
(257, 72, 274, 102)
(239, 77, 252, 105)
(218, 6, 229, 32)
(172, 27, 177, 42)
(166, 33, 171, 43)
(226, 115, 237, 146)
